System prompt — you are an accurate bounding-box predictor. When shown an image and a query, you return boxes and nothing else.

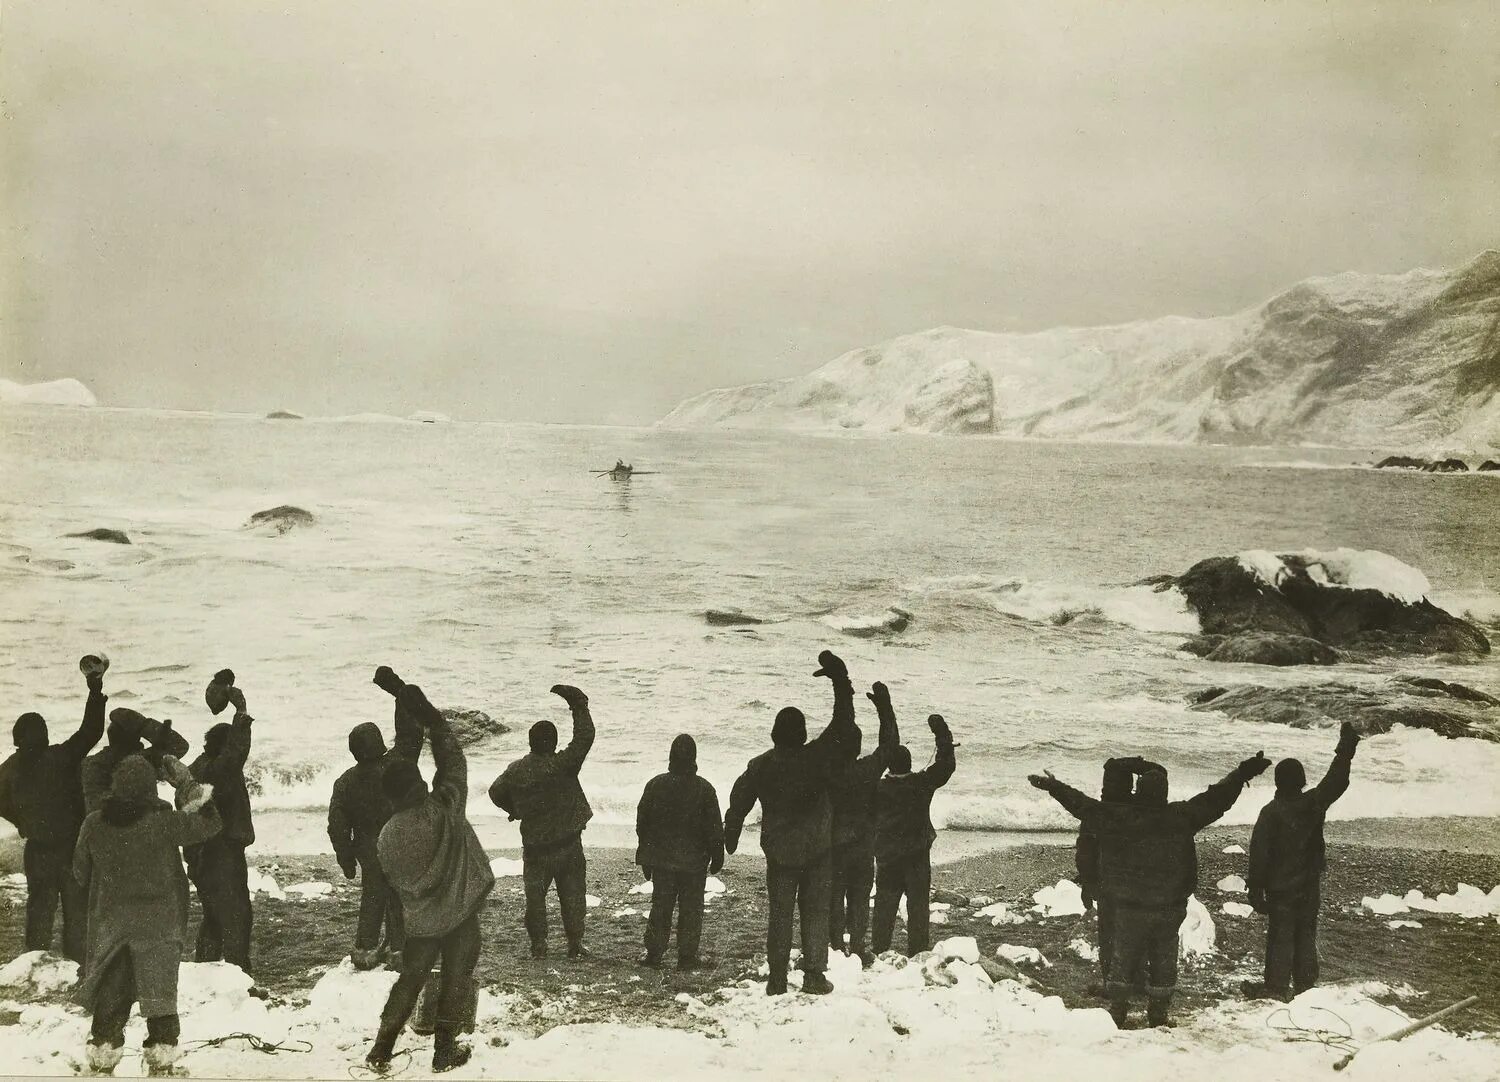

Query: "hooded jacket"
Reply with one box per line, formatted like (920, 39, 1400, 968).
(0, 688, 106, 845)
(488, 699, 595, 849)
(189, 710, 254, 845)
(829, 693, 901, 851)
(723, 678, 858, 867)
(1247, 737, 1355, 897)
(873, 730, 956, 862)
(81, 710, 191, 815)
(328, 708, 426, 870)
(635, 736, 725, 874)
(1039, 761, 1260, 909)
(377, 697, 494, 938)
(72, 755, 221, 1016)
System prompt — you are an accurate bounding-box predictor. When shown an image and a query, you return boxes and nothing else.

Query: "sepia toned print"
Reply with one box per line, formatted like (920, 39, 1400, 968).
(1, 2, 1497, 1079)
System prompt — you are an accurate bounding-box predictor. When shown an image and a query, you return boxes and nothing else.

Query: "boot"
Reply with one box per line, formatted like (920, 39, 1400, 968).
(1146, 995, 1173, 1029)
(637, 951, 663, 969)
(351, 948, 382, 972)
(766, 971, 789, 996)
(143, 1043, 184, 1078)
(567, 941, 591, 960)
(431, 1030, 471, 1074)
(676, 956, 701, 972)
(851, 944, 874, 969)
(529, 941, 547, 960)
(84, 1041, 124, 1077)
(365, 1027, 399, 1072)
(800, 971, 834, 996)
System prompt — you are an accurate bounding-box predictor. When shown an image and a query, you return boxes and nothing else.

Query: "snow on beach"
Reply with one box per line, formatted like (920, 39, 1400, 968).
(0, 949, 1493, 1080)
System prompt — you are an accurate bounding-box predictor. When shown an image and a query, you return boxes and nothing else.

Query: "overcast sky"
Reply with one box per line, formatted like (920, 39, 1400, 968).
(2, 1, 1497, 423)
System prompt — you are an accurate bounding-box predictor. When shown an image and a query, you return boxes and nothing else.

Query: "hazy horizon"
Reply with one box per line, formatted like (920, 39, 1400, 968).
(3, 2, 1497, 423)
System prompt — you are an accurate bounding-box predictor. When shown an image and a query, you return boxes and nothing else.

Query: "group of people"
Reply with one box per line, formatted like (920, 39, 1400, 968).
(0, 646, 1361, 1072)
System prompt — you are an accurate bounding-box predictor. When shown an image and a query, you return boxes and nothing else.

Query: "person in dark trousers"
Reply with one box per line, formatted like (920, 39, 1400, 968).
(827, 681, 901, 966)
(488, 685, 596, 960)
(723, 650, 858, 996)
(328, 670, 426, 970)
(73, 753, 220, 1077)
(186, 670, 256, 981)
(0, 660, 108, 963)
(82, 708, 190, 816)
(635, 734, 724, 970)
(367, 682, 495, 1075)
(1030, 752, 1270, 1028)
(870, 714, 957, 957)
(1245, 722, 1360, 1002)
(1076, 756, 1161, 991)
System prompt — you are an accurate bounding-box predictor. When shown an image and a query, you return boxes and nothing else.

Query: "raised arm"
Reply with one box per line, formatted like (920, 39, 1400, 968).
(919, 714, 957, 790)
(374, 666, 424, 763)
(552, 685, 595, 773)
(1027, 770, 1100, 822)
(160, 754, 223, 846)
(1181, 753, 1271, 832)
(807, 651, 858, 764)
(60, 674, 108, 762)
(399, 685, 467, 814)
(1312, 723, 1359, 810)
(722, 764, 760, 856)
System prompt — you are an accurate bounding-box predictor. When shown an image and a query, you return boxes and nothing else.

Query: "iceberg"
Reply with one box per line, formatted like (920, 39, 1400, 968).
(0, 378, 97, 407)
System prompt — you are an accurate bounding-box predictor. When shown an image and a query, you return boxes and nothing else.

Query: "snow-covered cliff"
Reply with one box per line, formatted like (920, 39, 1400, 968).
(0, 378, 97, 407)
(660, 250, 1500, 450)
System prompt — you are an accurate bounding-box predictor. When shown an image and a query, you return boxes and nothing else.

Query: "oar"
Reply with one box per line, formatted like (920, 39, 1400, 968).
(1332, 996, 1480, 1071)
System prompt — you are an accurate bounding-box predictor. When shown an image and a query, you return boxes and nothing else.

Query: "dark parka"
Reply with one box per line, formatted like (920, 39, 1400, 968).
(635, 736, 724, 874)
(1038, 760, 1265, 909)
(378, 693, 495, 938)
(1248, 729, 1357, 898)
(723, 678, 858, 866)
(829, 692, 900, 851)
(328, 705, 426, 873)
(81, 711, 191, 816)
(0, 688, 106, 845)
(872, 731, 956, 863)
(189, 711, 254, 845)
(488, 700, 596, 848)
(1074, 757, 1160, 907)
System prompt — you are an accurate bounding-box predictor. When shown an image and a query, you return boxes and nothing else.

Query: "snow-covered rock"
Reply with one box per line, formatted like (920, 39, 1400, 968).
(0, 378, 97, 407)
(1222, 844, 1246, 855)
(1180, 896, 1217, 957)
(246, 867, 285, 900)
(995, 944, 1050, 968)
(1362, 884, 1500, 919)
(1031, 879, 1086, 918)
(1216, 874, 1248, 894)
(490, 857, 525, 878)
(1387, 919, 1423, 929)
(1222, 902, 1256, 919)
(0, 952, 78, 994)
(977, 900, 1027, 926)
(284, 881, 333, 899)
(933, 937, 981, 965)
(1067, 938, 1099, 962)
(661, 250, 1500, 453)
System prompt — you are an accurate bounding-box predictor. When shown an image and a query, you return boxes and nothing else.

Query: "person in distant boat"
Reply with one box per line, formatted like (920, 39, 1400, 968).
(0, 657, 108, 963)
(1076, 756, 1162, 993)
(82, 707, 190, 816)
(827, 680, 901, 967)
(870, 713, 957, 957)
(73, 753, 220, 1078)
(368, 682, 494, 1074)
(327, 668, 426, 970)
(634, 734, 724, 970)
(723, 650, 858, 996)
(185, 670, 257, 984)
(488, 684, 597, 960)
(1030, 752, 1269, 1028)
(1244, 722, 1360, 1002)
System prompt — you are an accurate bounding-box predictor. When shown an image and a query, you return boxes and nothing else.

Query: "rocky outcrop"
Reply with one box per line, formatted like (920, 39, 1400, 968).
(1477, 460, 1500, 472)
(441, 708, 510, 747)
(705, 609, 765, 626)
(1374, 455, 1432, 470)
(1423, 458, 1470, 473)
(65, 528, 131, 545)
(1157, 551, 1488, 661)
(246, 506, 316, 534)
(265, 410, 303, 420)
(1188, 678, 1499, 742)
(662, 250, 1500, 450)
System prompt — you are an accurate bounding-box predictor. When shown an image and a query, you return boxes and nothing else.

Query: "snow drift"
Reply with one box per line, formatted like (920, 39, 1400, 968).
(0, 378, 97, 408)
(660, 250, 1500, 451)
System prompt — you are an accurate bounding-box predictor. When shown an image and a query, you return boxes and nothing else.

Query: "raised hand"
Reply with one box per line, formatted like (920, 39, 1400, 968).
(1239, 751, 1271, 778)
(928, 714, 956, 746)
(812, 650, 848, 682)
(373, 666, 405, 697)
(550, 684, 588, 706)
(1337, 721, 1361, 755)
(867, 681, 891, 706)
(1027, 770, 1056, 790)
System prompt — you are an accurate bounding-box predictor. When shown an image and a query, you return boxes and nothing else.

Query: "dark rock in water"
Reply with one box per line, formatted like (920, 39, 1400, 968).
(705, 609, 765, 626)
(1422, 458, 1469, 473)
(1373, 455, 1429, 470)
(1193, 632, 1339, 666)
(1478, 460, 1500, 472)
(246, 505, 316, 534)
(265, 410, 303, 420)
(442, 708, 510, 747)
(836, 607, 913, 638)
(1190, 679, 1498, 742)
(66, 528, 131, 545)
(1395, 676, 1500, 706)
(1187, 686, 1229, 705)
(1163, 554, 1488, 659)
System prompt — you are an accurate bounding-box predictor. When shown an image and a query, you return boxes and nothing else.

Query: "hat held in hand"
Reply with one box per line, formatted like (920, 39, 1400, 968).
(205, 669, 237, 715)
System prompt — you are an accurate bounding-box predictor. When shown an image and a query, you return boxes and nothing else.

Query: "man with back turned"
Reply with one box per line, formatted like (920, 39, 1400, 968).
(488, 684, 597, 960)
(723, 649, 858, 996)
